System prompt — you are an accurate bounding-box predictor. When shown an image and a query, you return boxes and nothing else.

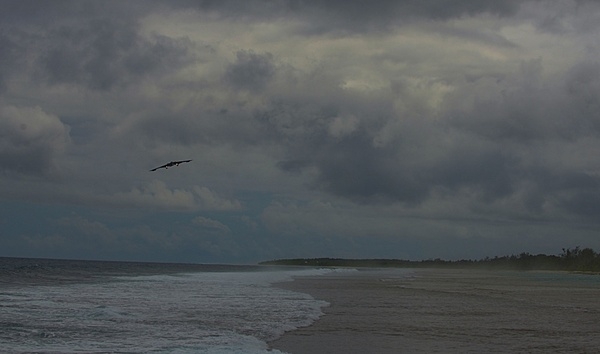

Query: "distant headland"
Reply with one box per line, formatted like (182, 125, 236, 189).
(260, 247, 600, 273)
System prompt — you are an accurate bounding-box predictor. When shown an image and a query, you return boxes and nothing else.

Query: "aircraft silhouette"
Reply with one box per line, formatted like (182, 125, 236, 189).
(150, 159, 192, 171)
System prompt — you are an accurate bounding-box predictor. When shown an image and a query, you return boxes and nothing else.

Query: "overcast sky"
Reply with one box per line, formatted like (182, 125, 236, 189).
(2, 0, 600, 263)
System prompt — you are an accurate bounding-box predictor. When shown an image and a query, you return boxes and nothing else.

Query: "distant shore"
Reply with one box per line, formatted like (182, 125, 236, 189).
(260, 246, 600, 273)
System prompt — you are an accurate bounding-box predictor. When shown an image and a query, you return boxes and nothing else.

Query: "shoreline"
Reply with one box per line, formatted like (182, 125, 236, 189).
(269, 269, 416, 354)
(269, 268, 600, 353)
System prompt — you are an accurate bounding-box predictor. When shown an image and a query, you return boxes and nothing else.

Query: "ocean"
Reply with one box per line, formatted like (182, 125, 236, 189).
(0, 257, 343, 353)
(6, 258, 598, 353)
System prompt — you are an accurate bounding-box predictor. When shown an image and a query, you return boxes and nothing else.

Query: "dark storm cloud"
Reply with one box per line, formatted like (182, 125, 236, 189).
(0, 33, 22, 92)
(263, 54, 600, 222)
(37, 19, 193, 90)
(560, 190, 600, 218)
(278, 121, 518, 206)
(0, 1, 193, 92)
(312, 137, 430, 205)
(0, 105, 70, 177)
(0, 0, 150, 25)
(265, 106, 423, 203)
(132, 104, 265, 148)
(297, 0, 521, 24)
(170, 0, 522, 32)
(565, 61, 600, 129)
(225, 51, 276, 91)
(428, 147, 518, 202)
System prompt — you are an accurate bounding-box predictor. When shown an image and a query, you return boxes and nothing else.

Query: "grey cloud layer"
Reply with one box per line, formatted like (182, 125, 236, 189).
(2, 1, 600, 224)
(169, 0, 522, 32)
(0, 105, 70, 176)
(39, 21, 192, 90)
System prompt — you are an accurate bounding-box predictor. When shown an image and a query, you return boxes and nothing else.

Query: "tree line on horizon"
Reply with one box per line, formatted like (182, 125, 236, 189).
(260, 247, 600, 272)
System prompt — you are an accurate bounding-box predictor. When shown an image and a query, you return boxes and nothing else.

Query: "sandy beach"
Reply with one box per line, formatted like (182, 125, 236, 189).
(269, 268, 600, 353)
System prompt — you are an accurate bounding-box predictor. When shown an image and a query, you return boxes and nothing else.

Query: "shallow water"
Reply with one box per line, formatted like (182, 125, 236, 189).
(0, 258, 336, 353)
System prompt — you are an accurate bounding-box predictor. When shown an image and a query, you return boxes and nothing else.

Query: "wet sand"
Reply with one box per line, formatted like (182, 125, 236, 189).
(269, 268, 600, 353)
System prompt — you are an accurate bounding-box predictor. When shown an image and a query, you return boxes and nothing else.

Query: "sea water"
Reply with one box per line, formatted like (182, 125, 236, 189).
(0, 258, 343, 353)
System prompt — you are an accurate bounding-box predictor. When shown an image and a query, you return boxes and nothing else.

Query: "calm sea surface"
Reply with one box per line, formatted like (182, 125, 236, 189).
(0, 258, 342, 353)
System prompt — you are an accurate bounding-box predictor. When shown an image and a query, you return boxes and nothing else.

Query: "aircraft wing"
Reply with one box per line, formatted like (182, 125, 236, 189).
(149, 159, 192, 171)
(149, 163, 169, 171)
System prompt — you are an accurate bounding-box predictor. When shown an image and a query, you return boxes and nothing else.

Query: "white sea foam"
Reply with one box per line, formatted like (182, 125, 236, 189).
(0, 266, 343, 353)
